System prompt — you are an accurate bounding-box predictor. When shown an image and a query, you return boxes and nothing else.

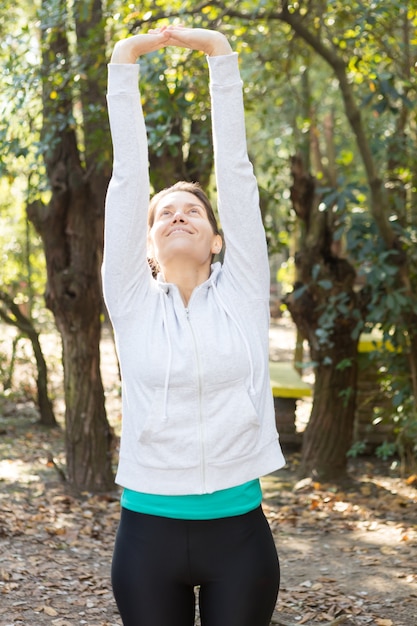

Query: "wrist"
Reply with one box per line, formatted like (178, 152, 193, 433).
(110, 40, 138, 64)
(207, 33, 233, 56)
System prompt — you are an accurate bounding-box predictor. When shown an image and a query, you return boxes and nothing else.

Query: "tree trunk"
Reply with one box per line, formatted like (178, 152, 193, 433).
(27, 152, 114, 490)
(27, 326, 57, 428)
(62, 320, 112, 491)
(285, 155, 363, 481)
(0, 290, 57, 427)
(27, 0, 114, 492)
(148, 113, 213, 192)
(300, 330, 358, 480)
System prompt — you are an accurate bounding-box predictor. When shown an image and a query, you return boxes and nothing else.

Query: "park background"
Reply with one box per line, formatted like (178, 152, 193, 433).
(1, 1, 417, 624)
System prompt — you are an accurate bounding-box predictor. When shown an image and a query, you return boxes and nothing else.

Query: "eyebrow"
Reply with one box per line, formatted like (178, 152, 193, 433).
(158, 202, 204, 210)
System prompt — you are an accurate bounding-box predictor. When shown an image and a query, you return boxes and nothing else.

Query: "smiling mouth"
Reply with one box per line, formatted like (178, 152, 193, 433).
(168, 228, 193, 235)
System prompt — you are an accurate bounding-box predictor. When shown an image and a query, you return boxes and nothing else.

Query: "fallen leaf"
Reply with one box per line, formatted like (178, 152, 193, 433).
(43, 606, 59, 616)
(405, 475, 417, 487)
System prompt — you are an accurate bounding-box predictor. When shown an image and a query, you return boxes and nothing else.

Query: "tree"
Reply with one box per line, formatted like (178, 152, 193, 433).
(278, 0, 417, 476)
(284, 153, 363, 479)
(26, 0, 114, 491)
(0, 289, 57, 426)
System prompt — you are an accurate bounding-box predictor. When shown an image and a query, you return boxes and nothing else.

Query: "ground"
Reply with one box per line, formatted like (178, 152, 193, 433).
(0, 319, 416, 626)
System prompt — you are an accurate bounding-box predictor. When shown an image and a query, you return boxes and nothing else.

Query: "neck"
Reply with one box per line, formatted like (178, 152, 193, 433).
(162, 260, 211, 306)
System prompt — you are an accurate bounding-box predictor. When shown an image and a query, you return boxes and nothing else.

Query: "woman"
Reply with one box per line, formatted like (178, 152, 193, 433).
(103, 25, 286, 626)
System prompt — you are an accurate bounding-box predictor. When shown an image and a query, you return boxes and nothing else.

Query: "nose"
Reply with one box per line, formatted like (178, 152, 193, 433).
(172, 210, 186, 222)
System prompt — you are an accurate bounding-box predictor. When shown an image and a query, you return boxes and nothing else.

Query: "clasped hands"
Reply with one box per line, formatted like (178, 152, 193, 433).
(111, 25, 233, 64)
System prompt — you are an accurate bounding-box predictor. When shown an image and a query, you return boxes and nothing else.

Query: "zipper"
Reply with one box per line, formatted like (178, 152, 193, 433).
(185, 306, 206, 492)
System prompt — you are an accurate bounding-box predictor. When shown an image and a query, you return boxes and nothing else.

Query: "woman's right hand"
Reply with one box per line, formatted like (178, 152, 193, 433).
(110, 29, 171, 64)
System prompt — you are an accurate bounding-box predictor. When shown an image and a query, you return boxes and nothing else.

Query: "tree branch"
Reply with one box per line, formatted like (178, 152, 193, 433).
(129, 0, 226, 31)
(276, 6, 397, 250)
(0, 290, 34, 335)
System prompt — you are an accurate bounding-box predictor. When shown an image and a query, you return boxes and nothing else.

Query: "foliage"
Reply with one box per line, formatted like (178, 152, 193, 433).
(0, 182, 48, 322)
(279, 0, 417, 469)
(346, 207, 417, 463)
(0, 0, 52, 325)
(371, 351, 417, 471)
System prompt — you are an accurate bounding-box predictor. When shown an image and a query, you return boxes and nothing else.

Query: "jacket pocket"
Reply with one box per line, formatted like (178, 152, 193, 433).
(137, 387, 200, 469)
(204, 379, 260, 463)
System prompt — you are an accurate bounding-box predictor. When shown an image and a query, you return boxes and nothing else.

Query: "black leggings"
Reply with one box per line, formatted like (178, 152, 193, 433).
(111, 505, 280, 626)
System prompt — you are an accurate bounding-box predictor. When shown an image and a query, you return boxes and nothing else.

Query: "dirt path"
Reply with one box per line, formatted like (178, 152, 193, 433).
(1, 418, 416, 626)
(264, 464, 417, 625)
(0, 319, 416, 625)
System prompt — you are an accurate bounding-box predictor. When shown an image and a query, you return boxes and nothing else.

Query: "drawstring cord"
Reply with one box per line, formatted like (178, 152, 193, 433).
(159, 290, 172, 421)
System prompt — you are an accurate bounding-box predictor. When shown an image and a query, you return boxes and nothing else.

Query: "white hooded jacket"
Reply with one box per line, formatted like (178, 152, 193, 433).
(102, 53, 285, 495)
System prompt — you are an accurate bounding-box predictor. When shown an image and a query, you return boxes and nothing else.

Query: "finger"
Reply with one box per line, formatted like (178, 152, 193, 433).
(148, 25, 169, 34)
(145, 31, 171, 46)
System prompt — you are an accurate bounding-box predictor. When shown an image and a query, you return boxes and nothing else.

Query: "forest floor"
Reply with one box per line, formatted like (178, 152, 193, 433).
(0, 318, 416, 626)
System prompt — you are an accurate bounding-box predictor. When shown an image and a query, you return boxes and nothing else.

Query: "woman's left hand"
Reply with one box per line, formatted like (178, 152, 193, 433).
(153, 26, 233, 57)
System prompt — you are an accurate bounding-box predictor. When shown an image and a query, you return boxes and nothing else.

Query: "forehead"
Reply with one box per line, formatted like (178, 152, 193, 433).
(156, 190, 205, 209)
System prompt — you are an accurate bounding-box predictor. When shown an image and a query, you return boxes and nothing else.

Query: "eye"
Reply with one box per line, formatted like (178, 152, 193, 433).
(189, 207, 203, 215)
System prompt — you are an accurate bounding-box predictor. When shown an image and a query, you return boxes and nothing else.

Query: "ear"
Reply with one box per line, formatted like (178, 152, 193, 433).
(211, 234, 223, 255)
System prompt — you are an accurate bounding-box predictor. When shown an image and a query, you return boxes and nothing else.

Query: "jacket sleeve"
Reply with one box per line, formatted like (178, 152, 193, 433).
(102, 63, 151, 319)
(208, 53, 270, 300)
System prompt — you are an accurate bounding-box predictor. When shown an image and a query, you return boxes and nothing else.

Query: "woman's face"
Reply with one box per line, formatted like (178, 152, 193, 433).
(148, 190, 222, 269)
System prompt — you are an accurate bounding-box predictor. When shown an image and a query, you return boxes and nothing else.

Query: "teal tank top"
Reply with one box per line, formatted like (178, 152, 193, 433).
(121, 479, 262, 520)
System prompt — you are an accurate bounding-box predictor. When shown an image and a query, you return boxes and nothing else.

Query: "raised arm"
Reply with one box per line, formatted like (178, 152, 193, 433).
(208, 51, 269, 297)
(162, 27, 269, 298)
(102, 32, 170, 318)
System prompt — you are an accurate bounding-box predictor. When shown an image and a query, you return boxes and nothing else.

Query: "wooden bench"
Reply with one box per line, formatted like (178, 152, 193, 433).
(269, 361, 312, 448)
(358, 328, 396, 353)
